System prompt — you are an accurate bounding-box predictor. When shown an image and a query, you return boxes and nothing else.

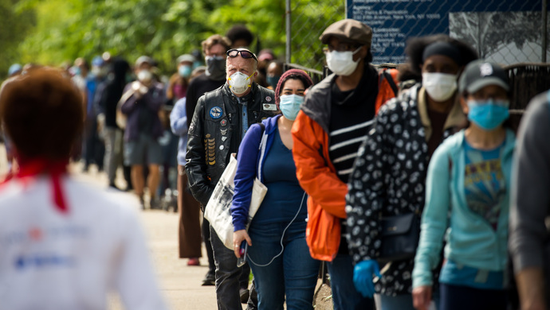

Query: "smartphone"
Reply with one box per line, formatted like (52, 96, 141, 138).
(237, 241, 247, 267)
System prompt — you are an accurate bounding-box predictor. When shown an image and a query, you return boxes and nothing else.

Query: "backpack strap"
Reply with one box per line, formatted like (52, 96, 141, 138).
(380, 69, 399, 97)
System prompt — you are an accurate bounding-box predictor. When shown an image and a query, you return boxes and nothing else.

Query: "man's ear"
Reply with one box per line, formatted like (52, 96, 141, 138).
(460, 94, 469, 115)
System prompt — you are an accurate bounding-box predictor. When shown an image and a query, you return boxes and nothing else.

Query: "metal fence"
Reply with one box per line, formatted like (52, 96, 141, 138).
(285, 0, 345, 72)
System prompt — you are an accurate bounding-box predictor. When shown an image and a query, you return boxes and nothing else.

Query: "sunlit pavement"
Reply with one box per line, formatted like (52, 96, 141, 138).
(0, 143, 220, 310)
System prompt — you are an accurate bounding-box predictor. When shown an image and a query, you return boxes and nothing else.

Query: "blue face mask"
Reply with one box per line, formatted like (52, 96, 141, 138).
(178, 65, 192, 78)
(467, 100, 510, 130)
(266, 75, 281, 88)
(279, 94, 304, 121)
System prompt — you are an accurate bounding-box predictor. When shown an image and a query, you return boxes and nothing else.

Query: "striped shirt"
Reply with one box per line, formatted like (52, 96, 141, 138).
(328, 68, 378, 184)
(328, 66, 379, 254)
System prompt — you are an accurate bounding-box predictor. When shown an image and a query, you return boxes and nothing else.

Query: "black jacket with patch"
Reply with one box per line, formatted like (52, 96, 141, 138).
(186, 82, 277, 207)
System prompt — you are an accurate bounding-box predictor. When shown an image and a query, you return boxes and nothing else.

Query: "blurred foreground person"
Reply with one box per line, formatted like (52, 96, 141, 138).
(0, 68, 167, 310)
(509, 89, 550, 310)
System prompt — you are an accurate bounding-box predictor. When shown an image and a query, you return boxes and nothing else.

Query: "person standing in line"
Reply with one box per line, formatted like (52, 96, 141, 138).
(291, 19, 399, 310)
(120, 56, 165, 209)
(231, 69, 319, 309)
(345, 35, 478, 309)
(0, 67, 168, 310)
(184, 34, 231, 287)
(413, 60, 515, 310)
(167, 54, 194, 104)
(170, 96, 202, 267)
(186, 47, 277, 310)
(1, 64, 22, 177)
(509, 89, 550, 310)
(95, 58, 131, 190)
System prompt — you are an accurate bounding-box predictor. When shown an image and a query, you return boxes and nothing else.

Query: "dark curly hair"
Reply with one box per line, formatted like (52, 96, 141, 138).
(0, 67, 84, 160)
(225, 25, 254, 47)
(405, 34, 478, 76)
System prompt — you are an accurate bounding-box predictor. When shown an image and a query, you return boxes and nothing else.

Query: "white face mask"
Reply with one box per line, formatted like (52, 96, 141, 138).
(228, 72, 253, 95)
(326, 47, 361, 76)
(137, 69, 153, 83)
(422, 72, 457, 102)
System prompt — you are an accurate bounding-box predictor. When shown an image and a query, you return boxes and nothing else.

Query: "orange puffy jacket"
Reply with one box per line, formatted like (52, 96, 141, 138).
(292, 67, 398, 262)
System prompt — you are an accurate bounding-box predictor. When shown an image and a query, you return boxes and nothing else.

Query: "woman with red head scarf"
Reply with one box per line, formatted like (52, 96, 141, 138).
(0, 68, 167, 310)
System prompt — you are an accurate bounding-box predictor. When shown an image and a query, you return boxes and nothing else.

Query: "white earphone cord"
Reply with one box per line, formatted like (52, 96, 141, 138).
(246, 192, 307, 267)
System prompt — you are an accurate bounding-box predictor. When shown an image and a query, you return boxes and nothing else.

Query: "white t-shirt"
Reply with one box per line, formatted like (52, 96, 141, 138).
(0, 176, 168, 310)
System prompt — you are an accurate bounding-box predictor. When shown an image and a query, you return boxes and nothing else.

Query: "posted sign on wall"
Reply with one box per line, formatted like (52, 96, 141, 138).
(346, 0, 545, 64)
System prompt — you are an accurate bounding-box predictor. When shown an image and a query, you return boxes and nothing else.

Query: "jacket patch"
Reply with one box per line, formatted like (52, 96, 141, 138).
(209, 106, 223, 119)
(262, 103, 277, 111)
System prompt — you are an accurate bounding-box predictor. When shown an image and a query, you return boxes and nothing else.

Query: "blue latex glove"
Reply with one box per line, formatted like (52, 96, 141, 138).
(353, 260, 382, 298)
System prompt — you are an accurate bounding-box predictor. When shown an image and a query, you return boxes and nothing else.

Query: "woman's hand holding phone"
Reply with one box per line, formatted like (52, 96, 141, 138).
(233, 229, 252, 258)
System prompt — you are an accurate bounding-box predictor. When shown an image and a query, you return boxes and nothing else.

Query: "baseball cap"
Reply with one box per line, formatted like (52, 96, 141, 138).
(459, 60, 510, 94)
(258, 49, 275, 62)
(92, 56, 104, 67)
(177, 54, 195, 64)
(8, 64, 22, 76)
(135, 55, 153, 67)
(320, 19, 373, 48)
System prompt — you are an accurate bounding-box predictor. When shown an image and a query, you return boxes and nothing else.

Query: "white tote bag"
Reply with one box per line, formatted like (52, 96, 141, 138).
(204, 153, 267, 250)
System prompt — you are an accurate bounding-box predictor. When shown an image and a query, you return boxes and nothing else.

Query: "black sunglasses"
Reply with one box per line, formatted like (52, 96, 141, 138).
(226, 49, 258, 61)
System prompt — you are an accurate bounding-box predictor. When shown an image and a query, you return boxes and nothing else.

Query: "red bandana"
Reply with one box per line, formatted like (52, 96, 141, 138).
(3, 158, 69, 214)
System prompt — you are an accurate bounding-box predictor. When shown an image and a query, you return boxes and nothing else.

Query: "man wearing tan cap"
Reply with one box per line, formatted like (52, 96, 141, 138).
(291, 19, 398, 310)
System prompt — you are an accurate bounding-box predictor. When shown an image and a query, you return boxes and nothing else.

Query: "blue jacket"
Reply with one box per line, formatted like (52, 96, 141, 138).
(170, 97, 188, 166)
(231, 115, 282, 231)
(412, 129, 516, 288)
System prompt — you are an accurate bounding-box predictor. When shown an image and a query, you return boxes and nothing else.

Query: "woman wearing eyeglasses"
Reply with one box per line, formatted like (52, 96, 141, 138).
(412, 60, 515, 310)
(231, 69, 319, 310)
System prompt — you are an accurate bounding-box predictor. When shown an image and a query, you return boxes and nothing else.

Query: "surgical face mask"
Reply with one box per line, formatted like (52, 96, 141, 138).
(422, 73, 457, 102)
(467, 99, 510, 130)
(91, 67, 101, 76)
(178, 65, 192, 78)
(228, 72, 254, 95)
(326, 47, 361, 76)
(279, 94, 304, 121)
(267, 75, 280, 89)
(205, 56, 226, 80)
(137, 69, 153, 83)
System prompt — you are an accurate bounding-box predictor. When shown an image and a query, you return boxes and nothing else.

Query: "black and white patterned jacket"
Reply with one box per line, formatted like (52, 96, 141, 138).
(345, 84, 465, 296)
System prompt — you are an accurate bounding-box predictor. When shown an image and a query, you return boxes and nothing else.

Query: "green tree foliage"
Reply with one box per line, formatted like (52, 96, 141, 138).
(8, 0, 344, 74)
(0, 0, 35, 79)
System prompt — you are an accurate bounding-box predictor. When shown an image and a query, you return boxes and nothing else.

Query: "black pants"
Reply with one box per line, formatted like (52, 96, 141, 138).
(440, 283, 508, 310)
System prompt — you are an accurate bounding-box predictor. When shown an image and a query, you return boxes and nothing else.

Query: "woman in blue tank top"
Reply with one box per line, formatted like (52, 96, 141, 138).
(231, 69, 319, 309)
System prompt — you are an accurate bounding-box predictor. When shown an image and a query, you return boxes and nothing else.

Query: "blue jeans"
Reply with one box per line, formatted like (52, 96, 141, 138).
(248, 222, 319, 310)
(326, 253, 374, 310)
(210, 226, 250, 310)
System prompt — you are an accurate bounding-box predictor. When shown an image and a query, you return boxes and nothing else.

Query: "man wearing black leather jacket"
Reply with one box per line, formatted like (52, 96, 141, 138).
(186, 48, 277, 310)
